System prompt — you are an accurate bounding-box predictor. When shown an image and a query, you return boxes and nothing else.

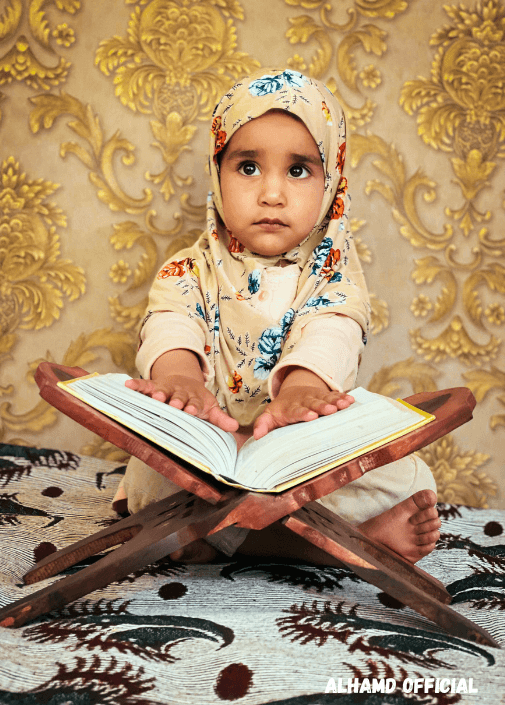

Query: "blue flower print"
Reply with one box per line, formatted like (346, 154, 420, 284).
(248, 269, 261, 294)
(310, 236, 332, 276)
(249, 70, 306, 97)
(213, 306, 220, 333)
(249, 74, 284, 96)
(328, 271, 342, 284)
(305, 294, 346, 308)
(254, 313, 293, 380)
(280, 308, 295, 335)
(305, 295, 330, 308)
(282, 70, 306, 88)
(257, 326, 283, 358)
(195, 303, 205, 319)
(254, 356, 276, 379)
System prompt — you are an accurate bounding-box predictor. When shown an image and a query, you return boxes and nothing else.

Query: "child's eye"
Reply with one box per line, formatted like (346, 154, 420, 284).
(289, 164, 310, 179)
(238, 162, 260, 176)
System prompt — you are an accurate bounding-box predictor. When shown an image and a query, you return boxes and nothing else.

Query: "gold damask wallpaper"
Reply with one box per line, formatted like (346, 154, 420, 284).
(1, 0, 503, 507)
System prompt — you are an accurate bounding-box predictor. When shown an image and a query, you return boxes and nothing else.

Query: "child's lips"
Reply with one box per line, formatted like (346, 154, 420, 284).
(255, 218, 287, 231)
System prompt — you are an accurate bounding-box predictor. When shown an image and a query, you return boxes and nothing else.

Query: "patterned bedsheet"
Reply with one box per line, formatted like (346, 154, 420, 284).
(0, 444, 504, 704)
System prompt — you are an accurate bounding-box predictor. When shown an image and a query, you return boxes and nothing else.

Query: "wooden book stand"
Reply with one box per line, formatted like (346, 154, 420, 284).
(0, 362, 499, 648)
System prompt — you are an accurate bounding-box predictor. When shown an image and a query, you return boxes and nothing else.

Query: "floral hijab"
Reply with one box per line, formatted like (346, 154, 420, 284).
(146, 69, 370, 426)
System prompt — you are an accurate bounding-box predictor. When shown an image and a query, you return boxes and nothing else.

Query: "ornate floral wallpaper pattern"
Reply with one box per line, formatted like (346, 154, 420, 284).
(0, 0, 503, 507)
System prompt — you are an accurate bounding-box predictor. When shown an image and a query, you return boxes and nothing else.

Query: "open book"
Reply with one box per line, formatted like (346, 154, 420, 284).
(58, 373, 435, 493)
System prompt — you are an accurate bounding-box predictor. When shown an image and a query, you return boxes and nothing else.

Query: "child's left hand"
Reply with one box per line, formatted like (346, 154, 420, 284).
(253, 385, 354, 440)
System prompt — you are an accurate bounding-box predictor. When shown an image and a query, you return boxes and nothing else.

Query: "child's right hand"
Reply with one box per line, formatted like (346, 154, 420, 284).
(125, 375, 239, 433)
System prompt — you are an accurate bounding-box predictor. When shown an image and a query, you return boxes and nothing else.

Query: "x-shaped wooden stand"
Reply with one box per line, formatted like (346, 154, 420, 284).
(0, 362, 499, 648)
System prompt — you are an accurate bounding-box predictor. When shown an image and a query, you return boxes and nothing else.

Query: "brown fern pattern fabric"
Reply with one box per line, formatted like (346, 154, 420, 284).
(0, 444, 504, 704)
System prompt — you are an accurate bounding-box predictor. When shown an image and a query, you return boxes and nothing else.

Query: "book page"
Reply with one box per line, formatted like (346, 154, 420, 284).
(233, 388, 434, 492)
(59, 374, 238, 479)
(59, 377, 433, 494)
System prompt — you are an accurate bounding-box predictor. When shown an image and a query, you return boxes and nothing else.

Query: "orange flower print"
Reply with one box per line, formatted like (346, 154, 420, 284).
(204, 344, 211, 355)
(321, 101, 332, 125)
(321, 248, 341, 279)
(228, 235, 244, 253)
(227, 371, 243, 394)
(330, 196, 344, 220)
(211, 116, 227, 163)
(210, 228, 219, 240)
(235, 291, 245, 301)
(157, 257, 196, 279)
(336, 142, 346, 175)
(330, 176, 348, 220)
(214, 131, 227, 160)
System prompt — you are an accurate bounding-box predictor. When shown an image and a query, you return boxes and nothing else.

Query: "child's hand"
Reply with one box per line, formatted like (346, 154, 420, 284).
(125, 376, 239, 433)
(253, 385, 354, 440)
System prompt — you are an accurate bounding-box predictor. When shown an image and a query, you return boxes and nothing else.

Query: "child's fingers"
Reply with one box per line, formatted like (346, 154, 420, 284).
(126, 379, 169, 401)
(208, 406, 239, 432)
(253, 412, 278, 440)
(284, 409, 319, 426)
(299, 393, 354, 416)
(166, 395, 184, 408)
(167, 391, 238, 432)
(151, 390, 170, 403)
(171, 396, 201, 413)
(125, 378, 238, 433)
(299, 398, 339, 416)
(285, 395, 339, 418)
(168, 389, 208, 415)
(325, 392, 354, 409)
(125, 378, 153, 394)
(254, 404, 320, 439)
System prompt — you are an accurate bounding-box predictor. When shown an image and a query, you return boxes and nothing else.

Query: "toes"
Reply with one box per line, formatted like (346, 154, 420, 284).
(416, 529, 440, 546)
(410, 489, 438, 511)
(404, 542, 437, 563)
(413, 517, 441, 534)
(409, 505, 439, 525)
(398, 490, 438, 526)
(415, 543, 437, 559)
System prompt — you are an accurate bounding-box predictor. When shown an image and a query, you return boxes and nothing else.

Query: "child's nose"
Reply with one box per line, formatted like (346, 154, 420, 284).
(259, 174, 286, 206)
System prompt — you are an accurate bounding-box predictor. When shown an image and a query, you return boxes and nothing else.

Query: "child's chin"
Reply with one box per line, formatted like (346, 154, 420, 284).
(250, 242, 287, 257)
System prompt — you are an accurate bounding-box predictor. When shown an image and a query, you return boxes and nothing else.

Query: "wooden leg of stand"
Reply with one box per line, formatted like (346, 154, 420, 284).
(0, 492, 243, 629)
(282, 502, 500, 648)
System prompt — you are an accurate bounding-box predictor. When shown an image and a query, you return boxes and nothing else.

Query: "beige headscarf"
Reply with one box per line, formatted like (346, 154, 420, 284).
(145, 69, 370, 425)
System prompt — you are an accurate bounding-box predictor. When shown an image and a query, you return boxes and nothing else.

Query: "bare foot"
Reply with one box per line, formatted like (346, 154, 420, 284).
(170, 539, 218, 564)
(358, 489, 441, 564)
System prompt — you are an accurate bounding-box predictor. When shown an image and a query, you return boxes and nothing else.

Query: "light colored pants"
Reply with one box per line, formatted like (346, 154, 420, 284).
(119, 453, 436, 556)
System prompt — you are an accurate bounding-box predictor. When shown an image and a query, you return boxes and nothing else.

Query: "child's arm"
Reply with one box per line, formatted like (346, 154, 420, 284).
(253, 366, 353, 440)
(253, 315, 362, 440)
(125, 349, 239, 433)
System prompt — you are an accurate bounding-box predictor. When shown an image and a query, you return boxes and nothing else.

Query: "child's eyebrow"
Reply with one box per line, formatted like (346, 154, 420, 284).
(225, 148, 322, 167)
(290, 152, 323, 168)
(225, 149, 260, 161)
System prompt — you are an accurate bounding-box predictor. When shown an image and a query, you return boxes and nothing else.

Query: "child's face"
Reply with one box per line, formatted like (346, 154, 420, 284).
(220, 111, 325, 257)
